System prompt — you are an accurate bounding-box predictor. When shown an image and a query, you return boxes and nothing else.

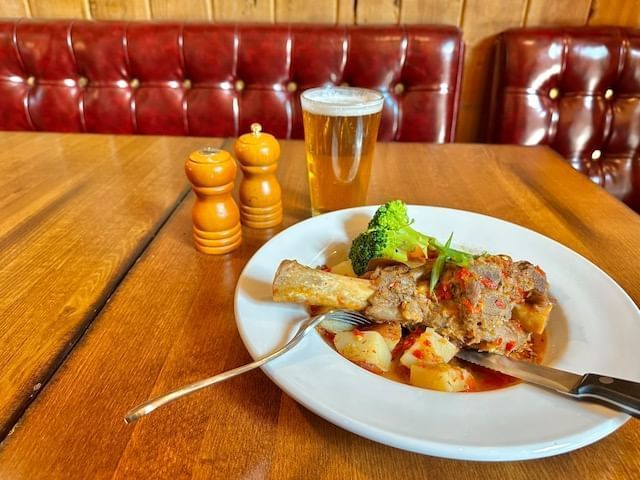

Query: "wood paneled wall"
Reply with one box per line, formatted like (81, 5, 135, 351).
(2, 0, 640, 141)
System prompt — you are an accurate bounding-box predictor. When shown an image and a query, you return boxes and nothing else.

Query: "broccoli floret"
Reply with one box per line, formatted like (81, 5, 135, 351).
(348, 225, 428, 276)
(368, 200, 431, 244)
(371, 201, 472, 266)
(368, 200, 414, 231)
(348, 200, 475, 276)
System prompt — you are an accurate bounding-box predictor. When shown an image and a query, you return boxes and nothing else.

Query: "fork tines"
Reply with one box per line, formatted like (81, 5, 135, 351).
(325, 309, 372, 326)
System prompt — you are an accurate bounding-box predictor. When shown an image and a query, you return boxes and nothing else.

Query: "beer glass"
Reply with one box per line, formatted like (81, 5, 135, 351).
(301, 87, 384, 215)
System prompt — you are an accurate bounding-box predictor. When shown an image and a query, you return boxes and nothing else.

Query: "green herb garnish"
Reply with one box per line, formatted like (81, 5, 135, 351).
(430, 233, 453, 293)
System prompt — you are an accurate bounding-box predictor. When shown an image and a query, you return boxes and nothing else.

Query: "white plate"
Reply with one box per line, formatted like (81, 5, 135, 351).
(234, 205, 640, 461)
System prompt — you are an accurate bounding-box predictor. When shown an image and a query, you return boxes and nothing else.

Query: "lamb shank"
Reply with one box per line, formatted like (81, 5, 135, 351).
(272, 255, 552, 359)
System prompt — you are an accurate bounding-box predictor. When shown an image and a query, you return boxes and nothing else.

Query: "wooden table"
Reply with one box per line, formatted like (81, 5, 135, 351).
(1, 135, 639, 479)
(0, 132, 222, 437)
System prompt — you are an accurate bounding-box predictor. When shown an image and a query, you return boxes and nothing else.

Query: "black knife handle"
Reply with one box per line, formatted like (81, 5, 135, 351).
(573, 374, 640, 418)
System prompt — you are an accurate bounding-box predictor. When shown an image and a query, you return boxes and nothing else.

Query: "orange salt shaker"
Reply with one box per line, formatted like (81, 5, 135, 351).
(234, 123, 283, 228)
(184, 147, 241, 254)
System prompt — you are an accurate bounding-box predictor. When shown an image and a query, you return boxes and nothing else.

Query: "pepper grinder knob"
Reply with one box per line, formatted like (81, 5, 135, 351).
(234, 123, 283, 228)
(184, 147, 241, 254)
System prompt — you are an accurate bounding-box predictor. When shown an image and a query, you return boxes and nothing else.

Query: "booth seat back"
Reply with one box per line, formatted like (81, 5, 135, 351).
(489, 27, 640, 212)
(0, 20, 463, 142)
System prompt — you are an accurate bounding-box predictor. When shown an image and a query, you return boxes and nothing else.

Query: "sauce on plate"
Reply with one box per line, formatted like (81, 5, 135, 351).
(320, 325, 547, 392)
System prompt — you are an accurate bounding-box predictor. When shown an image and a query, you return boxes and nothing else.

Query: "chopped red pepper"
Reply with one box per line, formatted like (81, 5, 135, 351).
(494, 298, 506, 309)
(435, 282, 453, 301)
(505, 341, 516, 352)
(480, 277, 497, 289)
(456, 268, 471, 281)
(412, 349, 425, 360)
(462, 298, 475, 313)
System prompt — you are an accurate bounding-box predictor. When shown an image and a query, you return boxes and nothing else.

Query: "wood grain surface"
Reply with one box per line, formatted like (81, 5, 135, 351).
(0, 132, 221, 440)
(149, 0, 211, 20)
(0, 140, 638, 479)
(89, 0, 149, 20)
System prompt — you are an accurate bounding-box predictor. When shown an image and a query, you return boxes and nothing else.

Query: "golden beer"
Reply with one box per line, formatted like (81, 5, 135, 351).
(301, 87, 383, 215)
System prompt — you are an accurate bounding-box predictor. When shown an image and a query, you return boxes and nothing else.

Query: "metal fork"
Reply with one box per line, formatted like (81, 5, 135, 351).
(124, 309, 371, 423)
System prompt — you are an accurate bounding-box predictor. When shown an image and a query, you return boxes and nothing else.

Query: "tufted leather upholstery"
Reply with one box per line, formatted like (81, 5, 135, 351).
(489, 27, 640, 212)
(0, 20, 463, 142)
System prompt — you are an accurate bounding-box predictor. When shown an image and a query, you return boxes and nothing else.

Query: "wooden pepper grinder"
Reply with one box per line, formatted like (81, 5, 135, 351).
(184, 147, 241, 254)
(234, 123, 283, 228)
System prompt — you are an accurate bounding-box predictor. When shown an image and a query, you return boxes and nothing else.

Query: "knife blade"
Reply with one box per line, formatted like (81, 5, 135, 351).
(456, 350, 640, 418)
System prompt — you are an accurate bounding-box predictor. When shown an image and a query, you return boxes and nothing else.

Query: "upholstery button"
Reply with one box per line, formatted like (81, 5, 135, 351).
(548, 87, 559, 100)
(235, 79, 245, 92)
(286, 81, 297, 93)
(26, 76, 35, 86)
(182, 79, 192, 89)
(591, 150, 602, 161)
(130, 78, 140, 89)
(604, 88, 614, 100)
(394, 83, 405, 95)
(77, 76, 88, 88)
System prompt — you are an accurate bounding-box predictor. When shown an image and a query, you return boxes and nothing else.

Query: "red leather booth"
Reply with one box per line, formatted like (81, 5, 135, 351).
(490, 27, 640, 212)
(0, 21, 463, 142)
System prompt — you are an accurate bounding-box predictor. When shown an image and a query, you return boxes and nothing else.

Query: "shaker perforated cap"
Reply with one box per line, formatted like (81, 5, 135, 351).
(189, 147, 231, 164)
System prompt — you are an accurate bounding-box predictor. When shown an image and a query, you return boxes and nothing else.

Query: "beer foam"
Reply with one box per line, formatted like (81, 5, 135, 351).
(301, 87, 384, 117)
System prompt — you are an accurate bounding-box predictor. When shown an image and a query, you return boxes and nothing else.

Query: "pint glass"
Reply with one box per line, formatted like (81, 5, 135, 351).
(301, 87, 384, 215)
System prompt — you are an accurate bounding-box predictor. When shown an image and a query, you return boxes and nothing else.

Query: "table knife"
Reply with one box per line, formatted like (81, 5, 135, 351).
(456, 350, 640, 418)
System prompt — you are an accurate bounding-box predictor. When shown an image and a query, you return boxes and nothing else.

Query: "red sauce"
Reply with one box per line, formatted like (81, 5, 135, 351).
(450, 331, 547, 392)
(326, 328, 548, 393)
(391, 328, 424, 358)
(455, 360, 518, 390)
(321, 329, 335, 342)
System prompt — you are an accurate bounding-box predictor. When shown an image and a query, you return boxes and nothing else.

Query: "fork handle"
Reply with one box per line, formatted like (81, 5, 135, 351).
(124, 359, 263, 423)
(124, 334, 304, 423)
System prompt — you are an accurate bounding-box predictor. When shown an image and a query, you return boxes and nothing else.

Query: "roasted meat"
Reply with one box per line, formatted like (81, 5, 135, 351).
(272, 255, 552, 358)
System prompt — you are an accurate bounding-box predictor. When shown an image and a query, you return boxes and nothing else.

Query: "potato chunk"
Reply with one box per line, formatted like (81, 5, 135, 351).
(334, 330, 391, 373)
(399, 328, 458, 368)
(365, 322, 402, 351)
(330, 259, 357, 277)
(410, 364, 475, 392)
(512, 302, 552, 334)
(320, 318, 355, 334)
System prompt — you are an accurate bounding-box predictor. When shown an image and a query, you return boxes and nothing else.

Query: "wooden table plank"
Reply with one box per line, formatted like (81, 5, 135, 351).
(0, 141, 639, 479)
(0, 132, 222, 439)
